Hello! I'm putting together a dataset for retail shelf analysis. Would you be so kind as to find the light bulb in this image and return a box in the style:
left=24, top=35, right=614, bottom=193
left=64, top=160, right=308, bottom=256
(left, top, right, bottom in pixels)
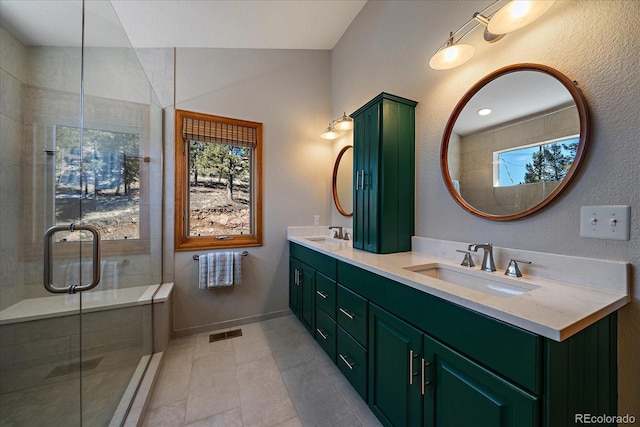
left=488, top=0, right=555, bottom=35
left=429, top=43, right=475, bottom=70
left=320, top=124, right=340, bottom=140
left=334, top=113, right=353, bottom=131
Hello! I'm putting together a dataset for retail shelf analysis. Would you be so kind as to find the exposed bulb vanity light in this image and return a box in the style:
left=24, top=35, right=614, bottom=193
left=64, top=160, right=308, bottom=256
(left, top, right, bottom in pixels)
left=428, top=32, right=475, bottom=71
left=488, top=0, right=556, bottom=34
left=429, top=0, right=556, bottom=71
left=333, top=112, right=354, bottom=131
left=320, top=123, right=340, bottom=140
left=320, top=113, right=354, bottom=140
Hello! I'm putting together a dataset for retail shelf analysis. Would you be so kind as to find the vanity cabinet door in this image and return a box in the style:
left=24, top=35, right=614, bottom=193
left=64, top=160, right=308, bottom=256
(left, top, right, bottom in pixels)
left=353, top=102, right=380, bottom=253
left=289, top=256, right=315, bottom=334
left=351, top=93, right=417, bottom=254
left=289, top=257, right=302, bottom=315
left=422, top=334, right=539, bottom=427
left=368, top=304, right=423, bottom=427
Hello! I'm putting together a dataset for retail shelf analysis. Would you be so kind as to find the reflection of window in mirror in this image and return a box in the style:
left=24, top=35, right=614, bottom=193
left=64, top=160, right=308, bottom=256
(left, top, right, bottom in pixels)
left=493, top=134, right=579, bottom=187
left=55, top=126, right=142, bottom=241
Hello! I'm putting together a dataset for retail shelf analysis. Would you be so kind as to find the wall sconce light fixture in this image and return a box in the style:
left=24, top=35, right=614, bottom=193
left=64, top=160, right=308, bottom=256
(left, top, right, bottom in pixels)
left=429, top=0, right=555, bottom=71
left=320, top=112, right=353, bottom=140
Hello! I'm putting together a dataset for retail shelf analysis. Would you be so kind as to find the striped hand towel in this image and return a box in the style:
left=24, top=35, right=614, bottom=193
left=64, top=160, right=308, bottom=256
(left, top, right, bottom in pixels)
left=199, top=252, right=242, bottom=288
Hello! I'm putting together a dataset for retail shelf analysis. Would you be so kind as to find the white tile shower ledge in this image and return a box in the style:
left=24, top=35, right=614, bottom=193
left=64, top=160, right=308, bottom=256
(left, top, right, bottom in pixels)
left=287, top=230, right=629, bottom=342
left=0, top=284, right=160, bottom=325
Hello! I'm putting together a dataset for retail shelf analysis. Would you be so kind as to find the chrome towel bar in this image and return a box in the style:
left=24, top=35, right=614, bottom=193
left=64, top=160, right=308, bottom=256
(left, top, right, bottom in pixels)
left=193, top=251, right=248, bottom=261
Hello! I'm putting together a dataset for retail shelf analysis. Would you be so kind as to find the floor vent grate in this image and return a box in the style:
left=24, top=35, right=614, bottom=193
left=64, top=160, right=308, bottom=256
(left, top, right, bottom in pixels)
left=209, top=328, right=243, bottom=342
left=45, top=357, right=103, bottom=379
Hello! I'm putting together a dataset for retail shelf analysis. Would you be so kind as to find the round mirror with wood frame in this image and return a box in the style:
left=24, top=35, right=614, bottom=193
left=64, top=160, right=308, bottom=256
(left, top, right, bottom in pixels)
left=441, top=64, right=590, bottom=221
left=332, top=145, right=353, bottom=217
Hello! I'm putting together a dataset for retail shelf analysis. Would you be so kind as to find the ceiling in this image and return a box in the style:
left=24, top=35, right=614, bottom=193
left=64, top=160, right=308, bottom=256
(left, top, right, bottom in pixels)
left=0, top=0, right=367, bottom=49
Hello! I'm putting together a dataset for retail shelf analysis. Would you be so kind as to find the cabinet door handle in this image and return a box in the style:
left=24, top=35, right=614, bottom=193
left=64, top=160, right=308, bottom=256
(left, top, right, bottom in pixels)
left=360, top=169, right=367, bottom=189
left=294, top=269, right=300, bottom=286
left=356, top=171, right=361, bottom=190
left=421, top=359, right=431, bottom=395
left=316, top=328, right=328, bottom=340
left=316, top=290, right=328, bottom=299
left=409, top=350, right=419, bottom=385
left=339, top=353, right=355, bottom=370
left=339, top=308, right=355, bottom=320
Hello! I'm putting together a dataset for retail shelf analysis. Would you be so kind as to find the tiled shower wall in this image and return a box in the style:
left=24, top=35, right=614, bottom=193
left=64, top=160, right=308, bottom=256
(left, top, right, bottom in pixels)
left=0, top=27, right=27, bottom=310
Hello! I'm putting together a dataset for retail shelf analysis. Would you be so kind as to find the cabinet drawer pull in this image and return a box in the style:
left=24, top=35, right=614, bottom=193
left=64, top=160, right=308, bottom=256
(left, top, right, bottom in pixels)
left=339, top=353, right=355, bottom=370
left=316, top=328, right=328, bottom=340
left=316, top=290, right=328, bottom=299
left=409, top=350, right=419, bottom=385
left=339, top=308, right=355, bottom=320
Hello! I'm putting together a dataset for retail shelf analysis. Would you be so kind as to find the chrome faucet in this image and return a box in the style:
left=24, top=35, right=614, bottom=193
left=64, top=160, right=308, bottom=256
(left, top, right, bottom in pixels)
left=329, top=226, right=344, bottom=239
left=468, top=243, right=496, bottom=272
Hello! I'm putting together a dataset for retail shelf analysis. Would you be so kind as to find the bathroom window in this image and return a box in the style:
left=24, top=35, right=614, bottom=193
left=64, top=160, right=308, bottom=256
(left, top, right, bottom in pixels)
left=55, top=126, right=142, bottom=241
left=175, top=109, right=263, bottom=250
left=493, top=135, right=579, bottom=187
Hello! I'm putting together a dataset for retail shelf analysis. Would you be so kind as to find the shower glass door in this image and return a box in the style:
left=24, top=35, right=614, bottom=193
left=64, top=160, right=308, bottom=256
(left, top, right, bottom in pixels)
left=0, top=0, right=162, bottom=425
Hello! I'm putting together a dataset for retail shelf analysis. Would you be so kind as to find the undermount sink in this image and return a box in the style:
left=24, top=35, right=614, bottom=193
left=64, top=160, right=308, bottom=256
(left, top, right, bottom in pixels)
left=305, top=236, right=339, bottom=244
left=404, top=263, right=540, bottom=298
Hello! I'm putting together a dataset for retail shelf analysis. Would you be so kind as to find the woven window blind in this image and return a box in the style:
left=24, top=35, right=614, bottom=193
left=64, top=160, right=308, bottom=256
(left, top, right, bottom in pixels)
left=182, top=117, right=257, bottom=148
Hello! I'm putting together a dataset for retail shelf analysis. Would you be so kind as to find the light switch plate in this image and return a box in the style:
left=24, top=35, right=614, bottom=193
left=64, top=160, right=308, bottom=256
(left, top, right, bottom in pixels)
left=313, top=215, right=320, bottom=227
left=580, top=205, right=630, bottom=240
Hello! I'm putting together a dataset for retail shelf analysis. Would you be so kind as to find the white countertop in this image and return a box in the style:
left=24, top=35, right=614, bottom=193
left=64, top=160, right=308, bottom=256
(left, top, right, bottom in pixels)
left=287, top=228, right=630, bottom=342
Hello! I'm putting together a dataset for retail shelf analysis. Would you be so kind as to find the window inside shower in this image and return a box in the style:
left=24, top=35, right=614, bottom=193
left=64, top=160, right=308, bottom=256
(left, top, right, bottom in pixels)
left=54, top=126, right=142, bottom=241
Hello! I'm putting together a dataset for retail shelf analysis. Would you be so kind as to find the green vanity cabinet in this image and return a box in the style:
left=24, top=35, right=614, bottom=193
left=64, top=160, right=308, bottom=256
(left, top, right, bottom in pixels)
left=423, top=333, right=539, bottom=427
left=352, top=93, right=418, bottom=254
left=369, top=304, right=423, bottom=426
left=289, top=243, right=618, bottom=427
left=369, top=303, right=538, bottom=427
left=289, top=243, right=337, bottom=335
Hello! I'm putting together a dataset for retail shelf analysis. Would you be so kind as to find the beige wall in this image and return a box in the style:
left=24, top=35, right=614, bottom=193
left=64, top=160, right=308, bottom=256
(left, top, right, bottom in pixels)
left=168, top=48, right=333, bottom=335
left=331, top=0, right=640, bottom=413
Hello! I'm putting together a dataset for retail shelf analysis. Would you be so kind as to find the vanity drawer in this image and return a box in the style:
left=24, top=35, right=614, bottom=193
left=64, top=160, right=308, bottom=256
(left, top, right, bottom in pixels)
left=315, top=273, right=336, bottom=319
left=315, top=310, right=336, bottom=363
left=337, top=284, right=368, bottom=347
left=337, top=326, right=367, bottom=401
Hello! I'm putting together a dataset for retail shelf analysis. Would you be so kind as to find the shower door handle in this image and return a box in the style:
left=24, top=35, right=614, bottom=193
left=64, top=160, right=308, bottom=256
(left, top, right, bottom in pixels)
left=44, top=224, right=101, bottom=294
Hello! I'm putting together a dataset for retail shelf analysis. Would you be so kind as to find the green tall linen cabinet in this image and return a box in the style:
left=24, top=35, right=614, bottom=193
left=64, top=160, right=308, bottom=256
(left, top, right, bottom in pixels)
left=352, top=93, right=418, bottom=254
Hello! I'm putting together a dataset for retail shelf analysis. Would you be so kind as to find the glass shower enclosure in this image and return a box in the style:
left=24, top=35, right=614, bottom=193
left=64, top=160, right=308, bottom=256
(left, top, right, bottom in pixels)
left=0, top=1, right=163, bottom=425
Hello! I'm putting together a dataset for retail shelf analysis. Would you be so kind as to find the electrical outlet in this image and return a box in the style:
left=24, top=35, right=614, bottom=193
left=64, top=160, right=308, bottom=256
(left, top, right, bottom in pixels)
left=580, top=205, right=630, bottom=240
left=313, top=215, right=320, bottom=227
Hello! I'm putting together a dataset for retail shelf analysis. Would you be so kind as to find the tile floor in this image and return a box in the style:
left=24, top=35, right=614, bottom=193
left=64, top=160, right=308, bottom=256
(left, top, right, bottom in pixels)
left=142, top=314, right=382, bottom=427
